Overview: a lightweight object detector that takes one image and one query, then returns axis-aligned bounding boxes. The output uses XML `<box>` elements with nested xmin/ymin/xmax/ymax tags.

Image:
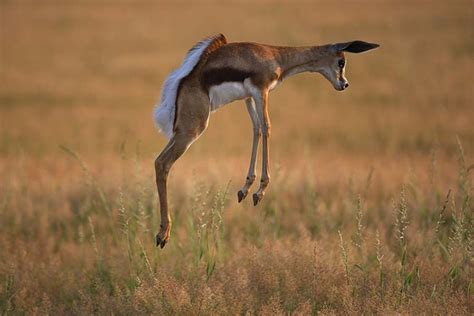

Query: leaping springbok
<box><xmin>154</xmin><ymin>34</ymin><xmax>379</xmax><ymax>248</ymax></box>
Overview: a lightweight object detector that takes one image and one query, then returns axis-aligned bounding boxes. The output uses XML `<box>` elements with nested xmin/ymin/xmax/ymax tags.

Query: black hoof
<box><xmin>237</xmin><ymin>190</ymin><xmax>247</xmax><ymax>203</ymax></box>
<box><xmin>156</xmin><ymin>235</ymin><xmax>167</xmax><ymax>248</ymax></box>
<box><xmin>252</xmin><ymin>193</ymin><xmax>260</xmax><ymax>206</ymax></box>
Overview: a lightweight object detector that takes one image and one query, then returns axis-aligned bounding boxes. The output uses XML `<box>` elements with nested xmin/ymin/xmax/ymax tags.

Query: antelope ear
<box><xmin>333</xmin><ymin>41</ymin><xmax>379</xmax><ymax>53</ymax></box>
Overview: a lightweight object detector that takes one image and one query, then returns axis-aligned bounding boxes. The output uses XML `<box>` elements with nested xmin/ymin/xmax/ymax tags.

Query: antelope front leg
<box><xmin>238</xmin><ymin>98</ymin><xmax>261</xmax><ymax>202</ymax></box>
<box><xmin>253</xmin><ymin>91</ymin><xmax>271</xmax><ymax>206</ymax></box>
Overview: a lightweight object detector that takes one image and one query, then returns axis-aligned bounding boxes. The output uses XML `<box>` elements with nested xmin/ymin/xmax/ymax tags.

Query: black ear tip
<box><xmin>351</xmin><ymin>41</ymin><xmax>380</xmax><ymax>53</ymax></box>
<box><xmin>356</xmin><ymin>41</ymin><xmax>380</xmax><ymax>49</ymax></box>
<box><xmin>334</xmin><ymin>40</ymin><xmax>380</xmax><ymax>53</ymax></box>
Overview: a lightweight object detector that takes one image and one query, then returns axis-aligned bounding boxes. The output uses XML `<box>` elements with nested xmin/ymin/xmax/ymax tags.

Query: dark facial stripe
<box><xmin>201</xmin><ymin>67</ymin><xmax>254</xmax><ymax>91</ymax></box>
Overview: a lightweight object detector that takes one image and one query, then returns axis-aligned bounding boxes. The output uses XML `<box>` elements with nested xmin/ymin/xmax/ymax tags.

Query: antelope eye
<box><xmin>338</xmin><ymin>60</ymin><xmax>345</xmax><ymax>68</ymax></box>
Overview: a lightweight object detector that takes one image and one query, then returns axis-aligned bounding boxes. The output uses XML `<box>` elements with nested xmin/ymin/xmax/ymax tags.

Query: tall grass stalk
<box><xmin>455</xmin><ymin>135</ymin><xmax>467</xmax><ymax>197</ymax></box>
<box><xmin>375</xmin><ymin>230</ymin><xmax>385</xmax><ymax>300</ymax></box>
<box><xmin>60</xmin><ymin>145</ymin><xmax>112</xmax><ymax>216</ymax></box>
<box><xmin>395</xmin><ymin>187</ymin><xmax>409</xmax><ymax>251</ymax></box>
<box><xmin>88</xmin><ymin>216</ymin><xmax>100</xmax><ymax>260</ymax></box>
<box><xmin>187</xmin><ymin>181</ymin><xmax>230</xmax><ymax>280</ymax></box>
<box><xmin>352</xmin><ymin>195</ymin><xmax>365</xmax><ymax>252</ymax></box>
<box><xmin>138</xmin><ymin>239</ymin><xmax>155</xmax><ymax>279</ymax></box>
<box><xmin>338</xmin><ymin>230</ymin><xmax>350</xmax><ymax>285</ymax></box>
<box><xmin>445</xmin><ymin>137</ymin><xmax>473</xmax><ymax>291</ymax></box>
<box><xmin>133</xmin><ymin>144</ymin><xmax>151</xmax><ymax>235</ymax></box>
<box><xmin>203</xmin><ymin>182</ymin><xmax>230</xmax><ymax>280</ymax></box>
<box><xmin>434</xmin><ymin>189</ymin><xmax>451</xmax><ymax>237</ymax></box>
<box><xmin>118</xmin><ymin>187</ymin><xmax>134</xmax><ymax>262</ymax></box>
<box><xmin>394</xmin><ymin>187</ymin><xmax>410</xmax><ymax>303</ymax></box>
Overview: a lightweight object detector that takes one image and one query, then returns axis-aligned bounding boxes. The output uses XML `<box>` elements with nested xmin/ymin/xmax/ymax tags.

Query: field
<box><xmin>1</xmin><ymin>0</ymin><xmax>473</xmax><ymax>314</ymax></box>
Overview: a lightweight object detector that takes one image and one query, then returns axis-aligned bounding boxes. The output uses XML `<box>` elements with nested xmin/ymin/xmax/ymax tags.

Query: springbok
<box><xmin>153</xmin><ymin>34</ymin><xmax>379</xmax><ymax>248</ymax></box>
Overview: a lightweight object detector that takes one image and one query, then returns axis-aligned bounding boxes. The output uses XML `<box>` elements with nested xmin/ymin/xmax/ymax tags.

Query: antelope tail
<box><xmin>153</xmin><ymin>34</ymin><xmax>227</xmax><ymax>139</ymax></box>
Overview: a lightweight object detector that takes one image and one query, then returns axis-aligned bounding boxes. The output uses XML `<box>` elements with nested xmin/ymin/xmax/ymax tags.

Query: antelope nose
<box><xmin>344</xmin><ymin>82</ymin><xmax>349</xmax><ymax>89</ymax></box>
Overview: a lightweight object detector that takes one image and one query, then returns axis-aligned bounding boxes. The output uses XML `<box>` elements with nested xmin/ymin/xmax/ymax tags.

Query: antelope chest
<box><xmin>208</xmin><ymin>82</ymin><xmax>249</xmax><ymax>111</ymax></box>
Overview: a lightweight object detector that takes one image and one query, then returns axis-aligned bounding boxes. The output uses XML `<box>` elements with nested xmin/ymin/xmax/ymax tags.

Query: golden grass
<box><xmin>1</xmin><ymin>0</ymin><xmax>473</xmax><ymax>314</ymax></box>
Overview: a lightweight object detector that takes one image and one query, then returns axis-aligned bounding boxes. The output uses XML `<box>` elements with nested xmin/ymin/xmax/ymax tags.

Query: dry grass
<box><xmin>0</xmin><ymin>0</ymin><xmax>473</xmax><ymax>314</ymax></box>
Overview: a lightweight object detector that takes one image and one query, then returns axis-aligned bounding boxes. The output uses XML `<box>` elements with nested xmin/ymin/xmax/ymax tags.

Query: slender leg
<box><xmin>237</xmin><ymin>98</ymin><xmax>261</xmax><ymax>202</ymax></box>
<box><xmin>154</xmin><ymin>132</ymin><xmax>198</xmax><ymax>248</ymax></box>
<box><xmin>253</xmin><ymin>91</ymin><xmax>271</xmax><ymax>206</ymax></box>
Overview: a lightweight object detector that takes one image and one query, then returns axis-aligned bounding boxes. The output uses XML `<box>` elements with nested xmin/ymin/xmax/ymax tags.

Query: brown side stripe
<box><xmin>201</xmin><ymin>67</ymin><xmax>255</xmax><ymax>91</ymax></box>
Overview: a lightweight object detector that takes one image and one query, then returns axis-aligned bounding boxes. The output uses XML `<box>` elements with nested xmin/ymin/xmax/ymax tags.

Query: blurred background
<box><xmin>0</xmin><ymin>0</ymin><xmax>472</xmax><ymax>313</ymax></box>
<box><xmin>2</xmin><ymin>0</ymin><xmax>472</xmax><ymax>160</ymax></box>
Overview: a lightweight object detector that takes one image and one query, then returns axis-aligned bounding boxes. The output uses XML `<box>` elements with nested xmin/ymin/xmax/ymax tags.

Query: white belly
<box><xmin>208</xmin><ymin>82</ymin><xmax>250</xmax><ymax>112</ymax></box>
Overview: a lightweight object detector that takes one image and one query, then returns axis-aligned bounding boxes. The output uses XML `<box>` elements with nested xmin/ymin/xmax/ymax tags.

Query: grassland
<box><xmin>0</xmin><ymin>0</ymin><xmax>473</xmax><ymax>314</ymax></box>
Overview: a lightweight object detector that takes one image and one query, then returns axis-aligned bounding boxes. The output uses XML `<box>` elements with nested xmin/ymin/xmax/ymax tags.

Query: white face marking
<box><xmin>320</xmin><ymin>59</ymin><xmax>348</xmax><ymax>91</ymax></box>
<box><xmin>209</xmin><ymin>82</ymin><xmax>250</xmax><ymax>111</ymax></box>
